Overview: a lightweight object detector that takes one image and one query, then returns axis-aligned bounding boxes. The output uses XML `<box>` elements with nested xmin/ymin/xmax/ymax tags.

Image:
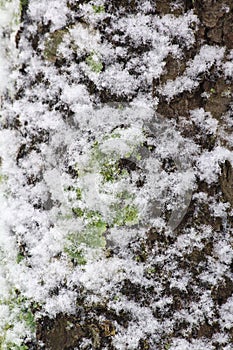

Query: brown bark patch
<box><xmin>36</xmin><ymin>314</ymin><xmax>86</xmax><ymax>350</ymax></box>
<box><xmin>220</xmin><ymin>160</ymin><xmax>233</xmax><ymax>206</ymax></box>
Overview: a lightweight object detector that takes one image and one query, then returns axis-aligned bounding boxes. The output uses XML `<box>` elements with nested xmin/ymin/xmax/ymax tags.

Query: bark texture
<box><xmin>9</xmin><ymin>1</ymin><xmax>233</xmax><ymax>349</ymax></box>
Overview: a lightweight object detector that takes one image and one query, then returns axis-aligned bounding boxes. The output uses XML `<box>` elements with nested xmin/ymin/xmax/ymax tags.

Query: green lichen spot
<box><xmin>65</xmin><ymin>244</ymin><xmax>87</xmax><ymax>265</ymax></box>
<box><xmin>63</xmin><ymin>126</ymin><xmax>144</xmax><ymax>263</ymax></box>
<box><xmin>65</xmin><ymin>210</ymin><xmax>107</xmax><ymax>264</ymax></box>
<box><xmin>19</xmin><ymin>309</ymin><xmax>35</xmax><ymax>331</ymax></box>
<box><xmin>100</xmin><ymin>160</ymin><xmax>121</xmax><ymax>182</ymax></box>
<box><xmin>92</xmin><ymin>4</ymin><xmax>105</xmax><ymax>13</ymax></box>
<box><xmin>76</xmin><ymin>187</ymin><xmax>82</xmax><ymax>200</ymax></box>
<box><xmin>0</xmin><ymin>291</ymin><xmax>36</xmax><ymax>349</ymax></box>
<box><xmin>16</xmin><ymin>253</ymin><xmax>24</xmax><ymax>264</ymax></box>
<box><xmin>113</xmin><ymin>204</ymin><xmax>138</xmax><ymax>226</ymax></box>
<box><xmin>164</xmin><ymin>344</ymin><xmax>171</xmax><ymax>350</ymax></box>
<box><xmin>72</xmin><ymin>207</ymin><xmax>84</xmax><ymax>217</ymax></box>
<box><xmin>86</xmin><ymin>52</ymin><xmax>103</xmax><ymax>73</ymax></box>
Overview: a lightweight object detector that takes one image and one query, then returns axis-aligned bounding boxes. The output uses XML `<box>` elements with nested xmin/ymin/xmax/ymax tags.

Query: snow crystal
<box><xmin>197</xmin><ymin>147</ymin><xmax>233</xmax><ymax>184</ymax></box>
<box><xmin>29</xmin><ymin>0</ymin><xmax>68</xmax><ymax>30</ymax></box>
<box><xmin>190</xmin><ymin>108</ymin><xmax>218</xmax><ymax>134</ymax></box>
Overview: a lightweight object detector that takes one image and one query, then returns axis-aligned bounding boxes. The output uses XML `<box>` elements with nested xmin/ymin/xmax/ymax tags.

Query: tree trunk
<box><xmin>0</xmin><ymin>1</ymin><xmax>233</xmax><ymax>349</ymax></box>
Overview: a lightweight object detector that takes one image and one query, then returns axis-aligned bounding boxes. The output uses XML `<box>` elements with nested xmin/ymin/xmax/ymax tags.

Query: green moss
<box><xmin>20</xmin><ymin>311</ymin><xmax>35</xmax><ymax>331</ymax></box>
<box><xmin>86</xmin><ymin>52</ymin><xmax>103</xmax><ymax>73</ymax></box>
<box><xmin>66</xmin><ymin>201</ymin><xmax>137</xmax><ymax>264</ymax></box>
<box><xmin>76</xmin><ymin>187</ymin><xmax>82</xmax><ymax>200</ymax></box>
<box><xmin>65</xmin><ymin>210</ymin><xmax>107</xmax><ymax>264</ymax></box>
<box><xmin>65</xmin><ymin>224</ymin><xmax>106</xmax><ymax>264</ymax></box>
<box><xmin>63</xmin><ymin>127</ymin><xmax>144</xmax><ymax>263</ymax></box>
<box><xmin>16</xmin><ymin>253</ymin><xmax>24</xmax><ymax>264</ymax></box>
<box><xmin>164</xmin><ymin>344</ymin><xmax>171</xmax><ymax>350</ymax></box>
<box><xmin>123</xmin><ymin>205</ymin><xmax>138</xmax><ymax>223</ymax></box>
<box><xmin>146</xmin><ymin>267</ymin><xmax>156</xmax><ymax>276</ymax></box>
<box><xmin>92</xmin><ymin>4</ymin><xmax>105</xmax><ymax>13</ymax></box>
<box><xmin>113</xmin><ymin>204</ymin><xmax>138</xmax><ymax>226</ymax></box>
<box><xmin>90</xmin><ymin>218</ymin><xmax>104</xmax><ymax>231</ymax></box>
<box><xmin>72</xmin><ymin>207</ymin><xmax>84</xmax><ymax>217</ymax></box>
<box><xmin>5</xmin><ymin>294</ymin><xmax>36</xmax><ymax>332</ymax></box>
<box><xmin>135</xmin><ymin>152</ymin><xmax>142</xmax><ymax>161</ymax></box>
<box><xmin>100</xmin><ymin>160</ymin><xmax>121</xmax><ymax>182</ymax></box>
<box><xmin>64</xmin><ymin>245</ymin><xmax>87</xmax><ymax>265</ymax></box>
<box><xmin>85</xmin><ymin>210</ymin><xmax>102</xmax><ymax>222</ymax></box>
<box><xmin>18</xmin><ymin>0</ymin><xmax>29</xmax><ymax>23</ymax></box>
<box><xmin>0</xmin><ymin>291</ymin><xmax>36</xmax><ymax>350</ymax></box>
<box><xmin>86</xmin><ymin>221</ymin><xmax>107</xmax><ymax>248</ymax></box>
<box><xmin>9</xmin><ymin>295</ymin><xmax>36</xmax><ymax>331</ymax></box>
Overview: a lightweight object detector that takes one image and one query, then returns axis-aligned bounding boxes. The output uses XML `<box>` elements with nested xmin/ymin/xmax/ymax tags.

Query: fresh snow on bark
<box><xmin>0</xmin><ymin>0</ymin><xmax>233</xmax><ymax>349</ymax></box>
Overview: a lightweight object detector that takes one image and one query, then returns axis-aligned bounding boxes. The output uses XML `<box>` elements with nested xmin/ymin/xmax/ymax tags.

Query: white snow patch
<box><xmin>197</xmin><ymin>147</ymin><xmax>233</xmax><ymax>184</ymax></box>
<box><xmin>220</xmin><ymin>297</ymin><xmax>233</xmax><ymax>330</ymax></box>
<box><xmin>190</xmin><ymin>108</ymin><xmax>218</xmax><ymax>134</ymax></box>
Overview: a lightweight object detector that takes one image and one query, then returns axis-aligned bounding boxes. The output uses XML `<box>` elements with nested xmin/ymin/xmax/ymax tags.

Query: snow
<box><xmin>161</xmin><ymin>45</ymin><xmax>225</xmax><ymax>100</ymax></box>
<box><xmin>0</xmin><ymin>0</ymin><xmax>20</xmax><ymax>95</ymax></box>
<box><xmin>189</xmin><ymin>108</ymin><xmax>218</xmax><ymax>134</ymax></box>
<box><xmin>220</xmin><ymin>297</ymin><xmax>233</xmax><ymax>330</ymax></box>
<box><xmin>169</xmin><ymin>338</ymin><xmax>215</xmax><ymax>350</ymax></box>
<box><xmin>29</xmin><ymin>0</ymin><xmax>69</xmax><ymax>31</ymax></box>
<box><xmin>197</xmin><ymin>146</ymin><xmax>233</xmax><ymax>184</ymax></box>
